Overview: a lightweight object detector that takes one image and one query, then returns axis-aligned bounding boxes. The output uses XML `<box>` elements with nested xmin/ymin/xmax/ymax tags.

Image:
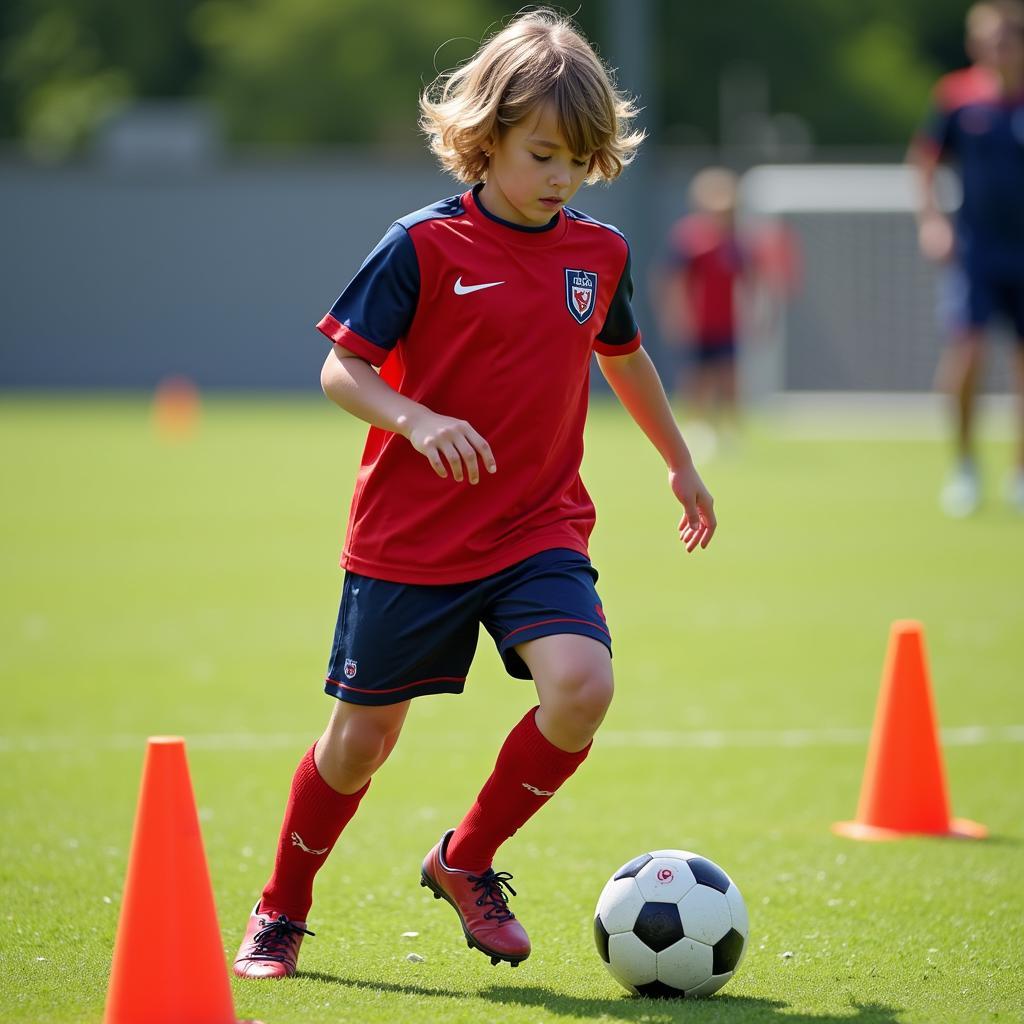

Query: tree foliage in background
<box><xmin>0</xmin><ymin>0</ymin><xmax>203</xmax><ymax>156</ymax></box>
<box><xmin>191</xmin><ymin>0</ymin><xmax>506</xmax><ymax>146</ymax></box>
<box><xmin>655</xmin><ymin>0</ymin><xmax>972</xmax><ymax>147</ymax></box>
<box><xmin>0</xmin><ymin>0</ymin><xmax>977</xmax><ymax>155</ymax></box>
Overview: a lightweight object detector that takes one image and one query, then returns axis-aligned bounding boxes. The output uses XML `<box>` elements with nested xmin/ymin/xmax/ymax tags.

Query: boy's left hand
<box><xmin>669</xmin><ymin>463</ymin><xmax>716</xmax><ymax>552</ymax></box>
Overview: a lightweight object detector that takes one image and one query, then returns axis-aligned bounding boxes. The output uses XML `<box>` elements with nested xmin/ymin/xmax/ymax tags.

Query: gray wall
<box><xmin>4</xmin><ymin>147</ymin><xmax>986</xmax><ymax>394</ymax></box>
<box><xmin>1</xmin><ymin>157</ymin><xmax>456</xmax><ymax>390</ymax></box>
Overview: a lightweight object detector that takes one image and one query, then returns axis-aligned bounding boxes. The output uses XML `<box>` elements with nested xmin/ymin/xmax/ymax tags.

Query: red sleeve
<box><xmin>316</xmin><ymin>315</ymin><xmax>392</xmax><ymax>365</ymax></box>
<box><xmin>594</xmin><ymin>331</ymin><xmax>642</xmax><ymax>357</ymax></box>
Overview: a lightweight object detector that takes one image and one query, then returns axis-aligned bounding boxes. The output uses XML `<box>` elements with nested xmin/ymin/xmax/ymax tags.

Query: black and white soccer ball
<box><xmin>594</xmin><ymin>850</ymin><xmax>749</xmax><ymax>998</ymax></box>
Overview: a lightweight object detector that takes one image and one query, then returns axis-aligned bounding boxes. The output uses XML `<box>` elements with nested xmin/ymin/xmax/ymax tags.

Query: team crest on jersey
<box><xmin>565</xmin><ymin>269</ymin><xmax>598</xmax><ymax>324</ymax></box>
<box><xmin>343</xmin><ymin>658</ymin><xmax>358</xmax><ymax>679</ymax></box>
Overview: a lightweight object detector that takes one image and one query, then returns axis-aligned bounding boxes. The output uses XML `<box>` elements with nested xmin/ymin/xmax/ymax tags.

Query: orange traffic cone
<box><xmin>833</xmin><ymin>621</ymin><xmax>987</xmax><ymax>841</ymax></box>
<box><xmin>153</xmin><ymin>375</ymin><xmax>200</xmax><ymax>441</ymax></box>
<box><xmin>104</xmin><ymin>737</ymin><xmax>260</xmax><ymax>1024</ymax></box>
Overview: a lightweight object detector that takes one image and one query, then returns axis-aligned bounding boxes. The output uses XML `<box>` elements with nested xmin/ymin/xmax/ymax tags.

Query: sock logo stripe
<box><xmin>290</xmin><ymin>831</ymin><xmax>329</xmax><ymax>855</ymax></box>
<box><xmin>521</xmin><ymin>782</ymin><xmax>556</xmax><ymax>797</ymax></box>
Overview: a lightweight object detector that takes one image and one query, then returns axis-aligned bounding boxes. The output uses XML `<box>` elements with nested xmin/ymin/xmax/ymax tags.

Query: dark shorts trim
<box><xmin>500</xmin><ymin>615</ymin><xmax>610</xmax><ymax>647</ymax></box>
<box><xmin>495</xmin><ymin>619</ymin><xmax>612</xmax><ymax>672</ymax></box>
<box><xmin>325</xmin><ymin>674</ymin><xmax>466</xmax><ymax>705</ymax></box>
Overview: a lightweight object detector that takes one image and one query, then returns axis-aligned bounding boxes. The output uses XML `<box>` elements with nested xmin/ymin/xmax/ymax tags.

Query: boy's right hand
<box><xmin>402</xmin><ymin>409</ymin><xmax>496</xmax><ymax>484</ymax></box>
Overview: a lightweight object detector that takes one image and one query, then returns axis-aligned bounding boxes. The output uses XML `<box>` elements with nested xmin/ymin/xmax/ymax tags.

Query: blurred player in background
<box><xmin>657</xmin><ymin>169</ymin><xmax>745</xmax><ymax>447</ymax></box>
<box><xmin>910</xmin><ymin>0</ymin><xmax>1024</xmax><ymax>516</ymax></box>
<box><xmin>655</xmin><ymin>168</ymin><xmax>799</xmax><ymax>454</ymax></box>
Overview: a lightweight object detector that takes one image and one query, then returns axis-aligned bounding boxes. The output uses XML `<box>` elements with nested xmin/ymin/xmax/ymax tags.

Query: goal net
<box><xmin>738</xmin><ymin>164</ymin><xmax>1013</xmax><ymax>398</ymax></box>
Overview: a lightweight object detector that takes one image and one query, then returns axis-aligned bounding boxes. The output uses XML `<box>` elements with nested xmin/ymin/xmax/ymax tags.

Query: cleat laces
<box><xmin>467</xmin><ymin>869</ymin><xmax>517</xmax><ymax>923</ymax></box>
<box><xmin>247</xmin><ymin>914</ymin><xmax>315</xmax><ymax>964</ymax></box>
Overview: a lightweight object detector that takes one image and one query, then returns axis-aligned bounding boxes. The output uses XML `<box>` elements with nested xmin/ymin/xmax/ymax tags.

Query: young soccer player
<box><xmin>233</xmin><ymin>9</ymin><xmax>715</xmax><ymax>978</ymax></box>
<box><xmin>910</xmin><ymin>0</ymin><xmax>1024</xmax><ymax>516</ymax></box>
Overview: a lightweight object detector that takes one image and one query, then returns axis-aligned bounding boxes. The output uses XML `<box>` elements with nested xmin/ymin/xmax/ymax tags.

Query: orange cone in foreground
<box><xmin>833</xmin><ymin>621</ymin><xmax>987</xmax><ymax>841</ymax></box>
<box><xmin>104</xmin><ymin>737</ymin><xmax>260</xmax><ymax>1024</ymax></box>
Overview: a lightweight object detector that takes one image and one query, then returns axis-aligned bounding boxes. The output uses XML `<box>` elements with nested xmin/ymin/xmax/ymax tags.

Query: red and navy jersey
<box><xmin>667</xmin><ymin>214</ymin><xmax>744</xmax><ymax>340</ymax></box>
<box><xmin>917</xmin><ymin>66</ymin><xmax>1024</xmax><ymax>269</ymax></box>
<box><xmin>317</xmin><ymin>185</ymin><xmax>640</xmax><ymax>585</ymax></box>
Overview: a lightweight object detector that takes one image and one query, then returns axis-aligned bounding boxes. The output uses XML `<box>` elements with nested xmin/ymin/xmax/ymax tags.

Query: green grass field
<box><xmin>1</xmin><ymin>396</ymin><xmax>1022</xmax><ymax>1024</ymax></box>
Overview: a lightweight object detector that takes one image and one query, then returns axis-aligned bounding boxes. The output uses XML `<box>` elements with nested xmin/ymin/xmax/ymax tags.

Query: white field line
<box><xmin>600</xmin><ymin>725</ymin><xmax>1024</xmax><ymax>748</ymax></box>
<box><xmin>760</xmin><ymin>392</ymin><xmax>1016</xmax><ymax>441</ymax></box>
<box><xmin>1</xmin><ymin>725</ymin><xmax>1023</xmax><ymax>754</ymax></box>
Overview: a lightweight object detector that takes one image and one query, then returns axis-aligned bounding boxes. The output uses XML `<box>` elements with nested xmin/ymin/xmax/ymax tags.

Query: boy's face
<box><xmin>480</xmin><ymin>102</ymin><xmax>592</xmax><ymax>227</ymax></box>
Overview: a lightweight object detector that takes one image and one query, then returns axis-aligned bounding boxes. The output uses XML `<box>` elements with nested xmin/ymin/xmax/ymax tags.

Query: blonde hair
<box><xmin>419</xmin><ymin>9</ymin><xmax>644</xmax><ymax>185</ymax></box>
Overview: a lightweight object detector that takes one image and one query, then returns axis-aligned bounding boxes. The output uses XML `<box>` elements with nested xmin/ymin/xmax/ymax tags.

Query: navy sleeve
<box><xmin>316</xmin><ymin>223</ymin><xmax>420</xmax><ymax>364</ymax></box>
<box><xmin>921</xmin><ymin>103</ymin><xmax>955</xmax><ymax>159</ymax></box>
<box><xmin>595</xmin><ymin>248</ymin><xmax>641</xmax><ymax>354</ymax></box>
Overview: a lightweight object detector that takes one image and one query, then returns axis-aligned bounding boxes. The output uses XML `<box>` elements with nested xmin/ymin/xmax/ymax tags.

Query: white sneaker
<box><xmin>940</xmin><ymin>462</ymin><xmax>980</xmax><ymax>518</ymax></box>
<box><xmin>1006</xmin><ymin>469</ymin><xmax>1024</xmax><ymax>513</ymax></box>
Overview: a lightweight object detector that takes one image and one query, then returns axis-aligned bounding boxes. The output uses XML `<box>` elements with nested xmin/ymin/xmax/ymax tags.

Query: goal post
<box><xmin>737</xmin><ymin>163</ymin><xmax>1012</xmax><ymax>402</ymax></box>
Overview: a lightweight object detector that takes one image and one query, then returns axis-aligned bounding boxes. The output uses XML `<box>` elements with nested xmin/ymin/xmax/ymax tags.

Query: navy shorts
<box><xmin>691</xmin><ymin>335</ymin><xmax>737</xmax><ymax>366</ymax></box>
<box><xmin>942</xmin><ymin>263</ymin><xmax>1024</xmax><ymax>339</ymax></box>
<box><xmin>324</xmin><ymin>548</ymin><xmax>611</xmax><ymax>706</ymax></box>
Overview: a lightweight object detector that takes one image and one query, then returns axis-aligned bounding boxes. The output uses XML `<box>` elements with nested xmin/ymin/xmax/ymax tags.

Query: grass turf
<box><xmin>1</xmin><ymin>395</ymin><xmax>1021</xmax><ymax>1024</ymax></box>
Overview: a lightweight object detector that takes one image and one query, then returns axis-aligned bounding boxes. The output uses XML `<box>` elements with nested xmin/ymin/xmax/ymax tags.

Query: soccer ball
<box><xmin>594</xmin><ymin>850</ymin><xmax>748</xmax><ymax>998</ymax></box>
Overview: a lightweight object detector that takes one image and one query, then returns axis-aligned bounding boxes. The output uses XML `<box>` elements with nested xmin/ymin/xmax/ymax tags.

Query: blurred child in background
<box><xmin>658</xmin><ymin>169</ymin><xmax>745</xmax><ymax>445</ymax></box>
<box><xmin>655</xmin><ymin>169</ymin><xmax>798</xmax><ymax>455</ymax></box>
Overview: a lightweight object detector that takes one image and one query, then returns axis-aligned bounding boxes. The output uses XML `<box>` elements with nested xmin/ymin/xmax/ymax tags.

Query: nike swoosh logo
<box><xmin>454</xmin><ymin>276</ymin><xmax>505</xmax><ymax>295</ymax></box>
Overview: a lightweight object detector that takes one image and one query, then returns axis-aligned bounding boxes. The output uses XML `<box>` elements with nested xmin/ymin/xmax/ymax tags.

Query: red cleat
<box><xmin>420</xmin><ymin>829</ymin><xmax>531</xmax><ymax>966</ymax></box>
<box><xmin>232</xmin><ymin>902</ymin><xmax>314</xmax><ymax>979</ymax></box>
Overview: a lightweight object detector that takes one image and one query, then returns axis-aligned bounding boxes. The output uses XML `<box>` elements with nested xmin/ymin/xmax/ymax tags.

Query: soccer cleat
<box><xmin>940</xmin><ymin>460</ymin><xmax>980</xmax><ymax>518</ymax></box>
<box><xmin>420</xmin><ymin>829</ymin><xmax>530</xmax><ymax>966</ymax></box>
<box><xmin>233</xmin><ymin>902</ymin><xmax>314</xmax><ymax>979</ymax></box>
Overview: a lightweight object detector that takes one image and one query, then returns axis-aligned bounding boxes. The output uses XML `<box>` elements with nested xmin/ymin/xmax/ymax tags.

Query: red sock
<box><xmin>445</xmin><ymin>706</ymin><xmax>591</xmax><ymax>872</ymax></box>
<box><xmin>260</xmin><ymin>744</ymin><xmax>368</xmax><ymax>921</ymax></box>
